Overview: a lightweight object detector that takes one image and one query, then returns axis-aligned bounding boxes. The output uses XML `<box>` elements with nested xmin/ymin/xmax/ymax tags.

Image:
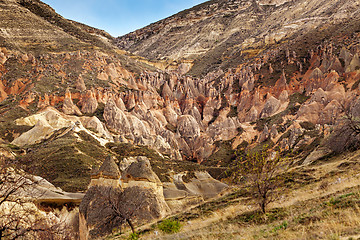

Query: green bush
<box><xmin>158</xmin><ymin>219</ymin><xmax>182</xmax><ymax>234</ymax></box>
<box><xmin>127</xmin><ymin>232</ymin><xmax>139</xmax><ymax>240</ymax></box>
<box><xmin>271</xmin><ymin>221</ymin><xmax>288</xmax><ymax>232</ymax></box>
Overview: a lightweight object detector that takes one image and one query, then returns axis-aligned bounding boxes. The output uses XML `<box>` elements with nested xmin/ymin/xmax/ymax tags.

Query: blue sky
<box><xmin>42</xmin><ymin>0</ymin><xmax>205</xmax><ymax>37</ymax></box>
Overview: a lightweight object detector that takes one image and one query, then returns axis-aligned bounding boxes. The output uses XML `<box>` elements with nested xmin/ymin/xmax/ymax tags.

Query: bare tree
<box><xmin>230</xmin><ymin>146</ymin><xmax>287</xmax><ymax>213</ymax></box>
<box><xmin>0</xmin><ymin>165</ymin><xmax>71</xmax><ymax>240</ymax></box>
<box><xmin>326</xmin><ymin>103</ymin><xmax>360</xmax><ymax>153</ymax></box>
<box><xmin>99</xmin><ymin>187</ymin><xmax>136</xmax><ymax>234</ymax></box>
<box><xmin>80</xmin><ymin>185</ymin><xmax>163</xmax><ymax>238</ymax></box>
<box><xmin>104</xmin><ymin>186</ymin><xmax>159</xmax><ymax>234</ymax></box>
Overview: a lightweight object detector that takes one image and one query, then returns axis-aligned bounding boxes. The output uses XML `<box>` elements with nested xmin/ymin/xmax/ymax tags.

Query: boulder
<box><xmin>173</xmin><ymin>172</ymin><xmax>228</xmax><ymax>200</ymax></box>
<box><xmin>303</xmin><ymin>147</ymin><xmax>333</xmax><ymax>165</ymax></box>
<box><xmin>11</xmin><ymin>119</ymin><xmax>54</xmax><ymax>147</ymax></box>
<box><xmin>177</xmin><ymin>115</ymin><xmax>200</xmax><ymax>139</ymax></box>
<box><xmin>260</xmin><ymin>96</ymin><xmax>281</xmax><ymax>118</ymax></box>
<box><xmin>80</xmin><ymin>116</ymin><xmax>113</xmax><ymax>141</ymax></box>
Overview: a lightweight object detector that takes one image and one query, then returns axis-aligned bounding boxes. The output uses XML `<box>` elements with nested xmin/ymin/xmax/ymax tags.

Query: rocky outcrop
<box><xmin>79</xmin><ymin>184</ymin><xmax>123</xmax><ymax>239</ymax></box>
<box><xmin>303</xmin><ymin>147</ymin><xmax>333</xmax><ymax>165</ymax></box>
<box><xmin>80</xmin><ymin>156</ymin><xmax>170</xmax><ymax>239</ymax></box>
<box><xmin>0</xmin><ymin>168</ymin><xmax>81</xmax><ymax>239</ymax></box>
<box><xmin>12</xmin><ymin>107</ymin><xmax>112</xmax><ymax>146</ymax></box>
<box><xmin>103</xmin><ymin>99</ymin><xmax>133</xmax><ymax>138</ymax></box>
<box><xmin>11</xmin><ymin>118</ymin><xmax>55</xmax><ymax>147</ymax></box>
<box><xmin>171</xmin><ymin>172</ymin><xmax>228</xmax><ymax>200</ymax></box>
<box><xmin>80</xmin><ymin>116</ymin><xmax>114</xmax><ymax>141</ymax></box>
<box><xmin>89</xmin><ymin>155</ymin><xmax>121</xmax><ymax>188</ymax></box>
<box><xmin>63</xmin><ymin>89</ymin><xmax>82</xmax><ymax>116</ymax></box>
<box><xmin>260</xmin><ymin>96</ymin><xmax>281</xmax><ymax>119</ymax></box>
<box><xmin>121</xmin><ymin>156</ymin><xmax>170</xmax><ymax>215</ymax></box>
<box><xmin>80</xmin><ymin>90</ymin><xmax>98</xmax><ymax>114</ymax></box>
<box><xmin>121</xmin><ymin>156</ymin><xmax>161</xmax><ymax>184</ymax></box>
<box><xmin>177</xmin><ymin>115</ymin><xmax>200</xmax><ymax>139</ymax></box>
<box><xmin>0</xmin><ymin>167</ymin><xmax>84</xmax><ymax>203</ymax></box>
<box><xmin>163</xmin><ymin>182</ymin><xmax>203</xmax><ymax>213</ymax></box>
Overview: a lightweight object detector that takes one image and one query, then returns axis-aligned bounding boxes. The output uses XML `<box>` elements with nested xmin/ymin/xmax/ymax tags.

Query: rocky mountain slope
<box><xmin>1</xmin><ymin>0</ymin><xmax>360</xmax><ymax>239</ymax></box>
<box><xmin>116</xmin><ymin>0</ymin><xmax>360</xmax><ymax>76</ymax></box>
<box><xmin>0</xmin><ymin>0</ymin><xmax>114</xmax><ymax>52</ymax></box>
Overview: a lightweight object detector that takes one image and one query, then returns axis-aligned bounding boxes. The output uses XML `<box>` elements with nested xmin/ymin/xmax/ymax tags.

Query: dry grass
<box><xmin>112</xmin><ymin>150</ymin><xmax>360</xmax><ymax>240</ymax></box>
<box><xmin>144</xmin><ymin>199</ymin><xmax>360</xmax><ymax>240</ymax></box>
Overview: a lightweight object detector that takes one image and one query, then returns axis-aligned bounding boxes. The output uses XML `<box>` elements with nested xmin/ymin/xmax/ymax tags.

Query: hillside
<box><xmin>0</xmin><ymin>0</ymin><xmax>115</xmax><ymax>53</ymax></box>
<box><xmin>116</xmin><ymin>0</ymin><xmax>360</xmax><ymax>76</ymax></box>
<box><xmin>117</xmin><ymin>149</ymin><xmax>360</xmax><ymax>239</ymax></box>
<box><xmin>1</xmin><ymin>0</ymin><xmax>360</xmax><ymax>239</ymax></box>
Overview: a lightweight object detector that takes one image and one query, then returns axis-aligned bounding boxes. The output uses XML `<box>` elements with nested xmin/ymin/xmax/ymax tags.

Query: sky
<box><xmin>41</xmin><ymin>0</ymin><xmax>205</xmax><ymax>37</ymax></box>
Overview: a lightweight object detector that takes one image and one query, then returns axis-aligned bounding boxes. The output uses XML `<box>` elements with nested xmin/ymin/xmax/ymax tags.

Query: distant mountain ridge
<box><xmin>116</xmin><ymin>0</ymin><xmax>360</xmax><ymax>76</ymax></box>
<box><xmin>0</xmin><ymin>0</ymin><xmax>117</xmax><ymax>53</ymax></box>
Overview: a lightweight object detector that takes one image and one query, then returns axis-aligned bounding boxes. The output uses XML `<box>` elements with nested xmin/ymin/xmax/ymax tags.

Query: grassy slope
<box><xmin>16</xmin><ymin>130</ymin><xmax>109</xmax><ymax>192</ymax></box>
<box><xmin>17</xmin><ymin>0</ymin><xmax>113</xmax><ymax>52</ymax></box>
<box><xmin>109</xmin><ymin>149</ymin><xmax>360</xmax><ymax>240</ymax></box>
<box><xmin>9</xmin><ymin>135</ymin><xmax>225</xmax><ymax>192</ymax></box>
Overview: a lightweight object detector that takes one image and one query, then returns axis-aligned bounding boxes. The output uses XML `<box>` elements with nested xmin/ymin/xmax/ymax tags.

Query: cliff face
<box><xmin>116</xmin><ymin>0</ymin><xmax>360</xmax><ymax>76</ymax></box>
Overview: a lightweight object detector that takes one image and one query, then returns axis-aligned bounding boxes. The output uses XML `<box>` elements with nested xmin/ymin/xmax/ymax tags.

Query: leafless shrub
<box><xmin>326</xmin><ymin>103</ymin><xmax>360</xmax><ymax>153</ymax></box>
<box><xmin>0</xmin><ymin>164</ymin><xmax>73</xmax><ymax>240</ymax></box>
<box><xmin>80</xmin><ymin>185</ymin><xmax>160</xmax><ymax>237</ymax></box>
